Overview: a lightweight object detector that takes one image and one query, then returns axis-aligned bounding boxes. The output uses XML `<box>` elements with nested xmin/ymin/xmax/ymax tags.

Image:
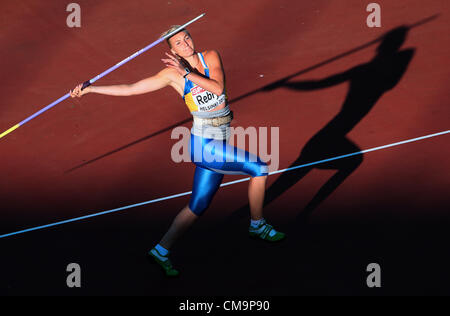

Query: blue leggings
<box><xmin>188</xmin><ymin>133</ymin><xmax>268</xmax><ymax>216</ymax></box>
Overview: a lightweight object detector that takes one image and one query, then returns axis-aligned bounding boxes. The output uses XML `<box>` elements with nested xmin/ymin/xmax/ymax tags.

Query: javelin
<box><xmin>0</xmin><ymin>13</ymin><xmax>205</xmax><ymax>140</ymax></box>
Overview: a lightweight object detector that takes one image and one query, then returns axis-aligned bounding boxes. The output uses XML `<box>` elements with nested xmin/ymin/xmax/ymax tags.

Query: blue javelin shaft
<box><xmin>84</xmin><ymin>13</ymin><xmax>205</xmax><ymax>88</ymax></box>
<box><xmin>0</xmin><ymin>13</ymin><xmax>205</xmax><ymax>139</ymax></box>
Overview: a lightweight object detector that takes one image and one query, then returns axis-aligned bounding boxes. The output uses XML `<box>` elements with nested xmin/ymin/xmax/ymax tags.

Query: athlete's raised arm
<box><xmin>162</xmin><ymin>50</ymin><xmax>225</xmax><ymax>95</ymax></box>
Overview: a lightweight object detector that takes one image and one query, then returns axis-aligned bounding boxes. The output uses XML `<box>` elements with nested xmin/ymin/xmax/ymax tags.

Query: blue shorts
<box><xmin>188</xmin><ymin>133</ymin><xmax>268</xmax><ymax>216</ymax></box>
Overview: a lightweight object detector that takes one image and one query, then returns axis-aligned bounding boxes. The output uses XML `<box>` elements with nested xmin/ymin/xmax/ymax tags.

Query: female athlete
<box><xmin>70</xmin><ymin>26</ymin><xmax>285</xmax><ymax>277</ymax></box>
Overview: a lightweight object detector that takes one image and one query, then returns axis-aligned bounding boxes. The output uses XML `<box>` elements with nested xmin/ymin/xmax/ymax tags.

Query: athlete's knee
<box><xmin>184</xmin><ymin>205</ymin><xmax>200</xmax><ymax>218</ymax></box>
<box><xmin>249</xmin><ymin>159</ymin><xmax>268</xmax><ymax>177</ymax></box>
<box><xmin>252</xmin><ymin>174</ymin><xmax>267</xmax><ymax>180</ymax></box>
<box><xmin>188</xmin><ymin>196</ymin><xmax>211</xmax><ymax>216</ymax></box>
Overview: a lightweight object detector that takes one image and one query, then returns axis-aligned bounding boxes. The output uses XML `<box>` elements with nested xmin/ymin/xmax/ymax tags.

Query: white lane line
<box><xmin>1</xmin><ymin>130</ymin><xmax>448</xmax><ymax>239</ymax></box>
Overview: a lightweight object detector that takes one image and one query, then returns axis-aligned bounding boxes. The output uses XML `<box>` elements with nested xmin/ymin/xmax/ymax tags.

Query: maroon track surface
<box><xmin>1</xmin><ymin>0</ymin><xmax>449</xmax><ymax>295</ymax></box>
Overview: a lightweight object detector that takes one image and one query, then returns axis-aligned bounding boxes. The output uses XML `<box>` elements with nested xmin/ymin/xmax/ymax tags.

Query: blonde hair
<box><xmin>160</xmin><ymin>25</ymin><xmax>191</xmax><ymax>48</ymax></box>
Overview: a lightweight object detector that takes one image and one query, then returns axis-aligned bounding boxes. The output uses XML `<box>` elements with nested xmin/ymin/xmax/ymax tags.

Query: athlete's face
<box><xmin>169</xmin><ymin>31</ymin><xmax>195</xmax><ymax>58</ymax></box>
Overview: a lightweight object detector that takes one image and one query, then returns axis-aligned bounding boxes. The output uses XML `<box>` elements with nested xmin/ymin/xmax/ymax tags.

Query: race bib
<box><xmin>191</xmin><ymin>85</ymin><xmax>226</xmax><ymax>112</ymax></box>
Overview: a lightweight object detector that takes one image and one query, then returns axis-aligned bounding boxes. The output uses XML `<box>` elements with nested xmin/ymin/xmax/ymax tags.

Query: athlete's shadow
<box><xmin>66</xmin><ymin>16</ymin><xmax>437</xmax><ymax>173</ymax></box>
<box><xmin>227</xmin><ymin>26</ymin><xmax>415</xmax><ymax>227</ymax></box>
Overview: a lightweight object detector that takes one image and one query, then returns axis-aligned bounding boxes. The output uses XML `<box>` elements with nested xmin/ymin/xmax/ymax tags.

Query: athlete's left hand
<box><xmin>161</xmin><ymin>52</ymin><xmax>191</xmax><ymax>76</ymax></box>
